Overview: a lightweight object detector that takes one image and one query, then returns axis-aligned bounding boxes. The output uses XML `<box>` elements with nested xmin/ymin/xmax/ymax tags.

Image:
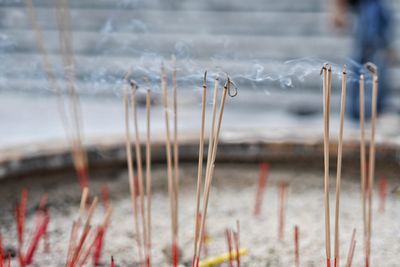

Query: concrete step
<box><xmin>0</xmin><ymin>0</ymin><xmax>326</xmax><ymax>12</ymax></box>
<box><xmin>2</xmin><ymin>7</ymin><xmax>400</xmax><ymax>36</ymax></box>
<box><xmin>2</xmin><ymin>0</ymin><xmax>399</xmax><ymax>13</ymax></box>
<box><xmin>0</xmin><ymin>29</ymin><xmax>355</xmax><ymax>58</ymax></box>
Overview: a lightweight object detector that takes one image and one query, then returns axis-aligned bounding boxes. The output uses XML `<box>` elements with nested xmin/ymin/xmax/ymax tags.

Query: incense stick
<box><xmin>79</xmin><ymin>187</ymin><xmax>89</xmax><ymax>217</ymax></box>
<box><xmin>235</xmin><ymin>220</ymin><xmax>241</xmax><ymax>267</ymax></box>
<box><xmin>294</xmin><ymin>225</ymin><xmax>300</xmax><ymax>267</ymax></box>
<box><xmin>111</xmin><ymin>256</ymin><xmax>115</xmax><ymax>267</ymax></box>
<box><xmin>145</xmin><ymin>88</ymin><xmax>152</xmax><ymax>266</ymax></box>
<box><xmin>333</xmin><ymin>66</ymin><xmax>347</xmax><ymax>267</ymax></box>
<box><xmin>359</xmin><ymin>74</ymin><xmax>367</xmax><ymax>239</ymax></box>
<box><xmin>193</xmin><ymin>71</ymin><xmax>208</xmax><ymax>265</ymax></box>
<box><xmin>278</xmin><ymin>182</ymin><xmax>288</xmax><ymax>241</ymax></box>
<box><xmin>123</xmin><ymin>85</ymin><xmax>144</xmax><ymax>264</ymax></box>
<box><xmin>322</xmin><ymin>63</ymin><xmax>332</xmax><ymax>267</ymax></box>
<box><xmin>172</xmin><ymin>59</ymin><xmax>180</xmax><ymax>245</ymax></box>
<box><xmin>161</xmin><ymin>64</ymin><xmax>178</xmax><ymax>266</ymax></box>
<box><xmin>254</xmin><ymin>162</ymin><xmax>269</xmax><ymax>217</ymax></box>
<box><xmin>130</xmin><ymin>82</ymin><xmax>148</xmax><ymax>265</ymax></box>
<box><xmin>195</xmin><ymin>77</ymin><xmax>233</xmax><ymax>265</ymax></box>
<box><xmin>26</xmin><ymin>0</ymin><xmax>89</xmax><ymax>190</ymax></box>
<box><xmin>345</xmin><ymin>229</ymin><xmax>356</xmax><ymax>267</ymax></box>
<box><xmin>193</xmin><ymin>76</ymin><xmax>221</xmax><ymax>266</ymax></box>
<box><xmin>225</xmin><ymin>229</ymin><xmax>233</xmax><ymax>267</ymax></box>
<box><xmin>365</xmin><ymin>62</ymin><xmax>378</xmax><ymax>267</ymax></box>
<box><xmin>378</xmin><ymin>176</ymin><xmax>387</xmax><ymax>213</ymax></box>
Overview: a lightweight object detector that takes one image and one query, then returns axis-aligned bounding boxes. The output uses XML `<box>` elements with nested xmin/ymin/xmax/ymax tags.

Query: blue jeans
<box><xmin>347</xmin><ymin>0</ymin><xmax>392</xmax><ymax>120</ymax></box>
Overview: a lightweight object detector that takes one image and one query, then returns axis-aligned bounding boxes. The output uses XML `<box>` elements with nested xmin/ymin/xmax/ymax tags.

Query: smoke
<box><xmin>0</xmin><ymin>0</ymin><xmax>376</xmax><ymax>98</ymax></box>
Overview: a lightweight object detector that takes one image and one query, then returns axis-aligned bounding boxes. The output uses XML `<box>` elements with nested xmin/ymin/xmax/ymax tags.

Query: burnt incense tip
<box><xmin>203</xmin><ymin>71</ymin><xmax>207</xmax><ymax>85</ymax></box>
<box><xmin>129</xmin><ymin>79</ymin><xmax>138</xmax><ymax>89</ymax></box>
<box><xmin>364</xmin><ymin>62</ymin><xmax>378</xmax><ymax>76</ymax></box>
<box><xmin>320</xmin><ymin>65</ymin><xmax>327</xmax><ymax>75</ymax></box>
<box><xmin>343</xmin><ymin>65</ymin><xmax>347</xmax><ymax>75</ymax></box>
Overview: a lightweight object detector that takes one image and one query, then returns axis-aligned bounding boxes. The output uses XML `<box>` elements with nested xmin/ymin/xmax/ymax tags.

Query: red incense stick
<box><xmin>77</xmin><ymin>165</ymin><xmax>89</xmax><ymax>191</ymax></box>
<box><xmin>111</xmin><ymin>256</ymin><xmax>115</xmax><ymax>267</ymax></box>
<box><xmin>172</xmin><ymin>238</ymin><xmax>179</xmax><ymax>267</ymax></box>
<box><xmin>93</xmin><ymin>227</ymin><xmax>105</xmax><ymax>265</ymax></box>
<box><xmin>254</xmin><ymin>162</ymin><xmax>269</xmax><ymax>217</ymax></box>
<box><xmin>294</xmin><ymin>225</ymin><xmax>299</xmax><ymax>267</ymax></box>
<box><xmin>24</xmin><ymin>212</ymin><xmax>50</xmax><ymax>265</ymax></box>
<box><xmin>378</xmin><ymin>176</ymin><xmax>387</xmax><ymax>213</ymax></box>
<box><xmin>37</xmin><ymin>194</ymin><xmax>50</xmax><ymax>253</ymax></box>
<box><xmin>0</xmin><ymin>234</ymin><xmax>3</xmax><ymax>267</ymax></box>
<box><xmin>225</xmin><ymin>229</ymin><xmax>233</xmax><ymax>267</ymax></box>
<box><xmin>101</xmin><ymin>185</ymin><xmax>110</xmax><ymax>210</ymax></box>
<box><xmin>16</xmin><ymin>189</ymin><xmax>28</xmax><ymax>247</ymax></box>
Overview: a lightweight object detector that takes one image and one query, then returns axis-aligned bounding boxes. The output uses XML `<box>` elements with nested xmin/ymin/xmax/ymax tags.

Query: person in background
<box><xmin>331</xmin><ymin>0</ymin><xmax>394</xmax><ymax>120</ymax></box>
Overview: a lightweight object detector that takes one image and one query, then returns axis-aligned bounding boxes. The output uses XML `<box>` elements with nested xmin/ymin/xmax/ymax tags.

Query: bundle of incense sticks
<box><xmin>224</xmin><ymin>221</ymin><xmax>241</xmax><ymax>267</ymax></box>
<box><xmin>225</xmin><ymin>229</ymin><xmax>234</xmax><ymax>267</ymax></box>
<box><xmin>192</xmin><ymin>73</ymin><xmax>237</xmax><ymax>267</ymax></box>
<box><xmin>161</xmin><ymin>63</ymin><xmax>180</xmax><ymax>266</ymax></box>
<box><xmin>65</xmin><ymin>187</ymin><xmax>113</xmax><ymax>267</ymax></box>
<box><xmin>123</xmin><ymin>75</ymin><xmax>153</xmax><ymax>266</ymax></box>
<box><xmin>361</xmin><ymin>63</ymin><xmax>379</xmax><ymax>267</ymax></box>
<box><xmin>14</xmin><ymin>191</ymin><xmax>50</xmax><ymax>266</ymax></box>
<box><xmin>321</xmin><ymin>64</ymin><xmax>347</xmax><ymax>267</ymax></box>
<box><xmin>26</xmin><ymin>0</ymin><xmax>89</xmax><ymax>190</ymax></box>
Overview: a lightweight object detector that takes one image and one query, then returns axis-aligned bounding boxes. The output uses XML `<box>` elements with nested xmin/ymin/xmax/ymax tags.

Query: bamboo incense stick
<box><xmin>235</xmin><ymin>220</ymin><xmax>241</xmax><ymax>267</ymax></box>
<box><xmin>359</xmin><ymin>74</ymin><xmax>367</xmax><ymax>240</ymax></box>
<box><xmin>322</xmin><ymin>63</ymin><xmax>332</xmax><ymax>267</ymax></box>
<box><xmin>145</xmin><ymin>88</ymin><xmax>152</xmax><ymax>267</ymax></box>
<box><xmin>27</xmin><ymin>0</ymin><xmax>89</xmax><ymax>190</ymax></box>
<box><xmin>123</xmin><ymin>85</ymin><xmax>144</xmax><ymax>264</ymax></box>
<box><xmin>195</xmin><ymin>77</ymin><xmax>233</xmax><ymax>265</ymax></box>
<box><xmin>365</xmin><ymin>62</ymin><xmax>378</xmax><ymax>267</ymax></box>
<box><xmin>203</xmin><ymin>76</ymin><xmax>220</xmax><ymax>194</ymax></box>
<box><xmin>172</xmin><ymin>59</ymin><xmax>180</xmax><ymax>243</ymax></box>
<box><xmin>79</xmin><ymin>187</ymin><xmax>89</xmax><ymax>217</ymax></box>
<box><xmin>161</xmin><ymin>64</ymin><xmax>178</xmax><ymax>266</ymax></box>
<box><xmin>278</xmin><ymin>182</ymin><xmax>288</xmax><ymax>241</ymax></box>
<box><xmin>193</xmin><ymin>71</ymin><xmax>208</xmax><ymax>266</ymax></box>
<box><xmin>333</xmin><ymin>66</ymin><xmax>347</xmax><ymax>267</ymax></box>
<box><xmin>345</xmin><ymin>229</ymin><xmax>357</xmax><ymax>267</ymax></box>
<box><xmin>130</xmin><ymin>82</ymin><xmax>148</xmax><ymax>264</ymax></box>
<box><xmin>193</xmin><ymin>76</ymin><xmax>221</xmax><ymax>266</ymax></box>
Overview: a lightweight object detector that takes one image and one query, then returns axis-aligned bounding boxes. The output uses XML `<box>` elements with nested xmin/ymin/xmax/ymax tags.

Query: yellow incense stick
<box><xmin>199</xmin><ymin>248</ymin><xmax>248</xmax><ymax>267</ymax></box>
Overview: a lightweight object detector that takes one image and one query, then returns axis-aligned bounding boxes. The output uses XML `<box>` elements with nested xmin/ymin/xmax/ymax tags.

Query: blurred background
<box><xmin>0</xmin><ymin>0</ymin><xmax>399</xmax><ymax>149</ymax></box>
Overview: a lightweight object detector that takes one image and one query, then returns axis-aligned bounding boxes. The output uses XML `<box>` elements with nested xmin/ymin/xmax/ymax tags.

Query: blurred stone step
<box><xmin>1</xmin><ymin>0</ymin><xmax>325</xmax><ymax>12</ymax></box>
<box><xmin>2</xmin><ymin>7</ymin><xmax>400</xmax><ymax>36</ymax></box>
<box><xmin>1</xmin><ymin>29</ymin><xmax>354</xmax><ymax>58</ymax></box>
